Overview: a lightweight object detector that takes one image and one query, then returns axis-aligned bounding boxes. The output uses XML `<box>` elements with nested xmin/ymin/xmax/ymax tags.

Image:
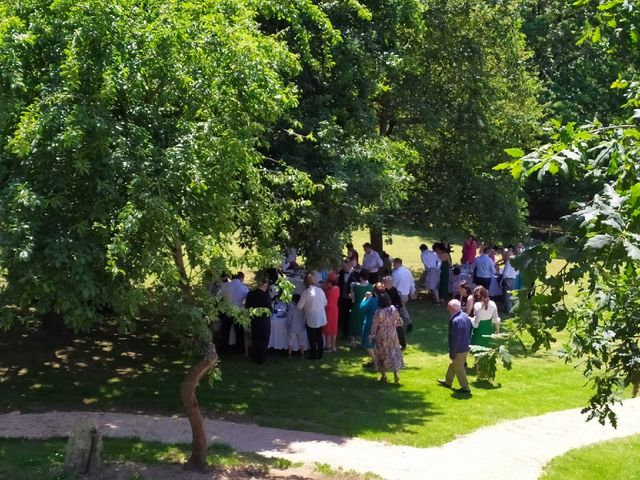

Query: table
<box><xmin>449</xmin><ymin>266</ymin><xmax>501</xmax><ymax>297</ymax></box>
<box><xmin>268</xmin><ymin>313</ymin><xmax>308</xmax><ymax>351</ymax></box>
<box><xmin>488</xmin><ymin>276</ymin><xmax>501</xmax><ymax>297</ymax></box>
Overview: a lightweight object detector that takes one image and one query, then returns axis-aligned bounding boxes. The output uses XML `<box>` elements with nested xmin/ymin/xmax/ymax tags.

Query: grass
<box><xmin>0</xmin><ymin>300</ymin><xmax>591</xmax><ymax>449</ymax></box>
<box><xmin>315</xmin><ymin>462</ymin><xmax>383</xmax><ymax>480</ymax></box>
<box><xmin>0</xmin><ymin>437</ymin><xmax>283</xmax><ymax>480</ymax></box>
<box><xmin>0</xmin><ymin>228</ymin><xmax>602</xmax><ymax>450</ymax></box>
<box><xmin>540</xmin><ymin>434</ymin><xmax>640</xmax><ymax>480</ymax></box>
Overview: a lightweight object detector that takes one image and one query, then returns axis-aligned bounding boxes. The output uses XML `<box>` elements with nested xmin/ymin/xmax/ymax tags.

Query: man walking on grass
<box><xmin>438</xmin><ymin>299</ymin><xmax>472</xmax><ymax>394</ymax></box>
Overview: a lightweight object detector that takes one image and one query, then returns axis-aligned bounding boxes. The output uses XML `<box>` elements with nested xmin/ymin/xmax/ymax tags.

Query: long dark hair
<box><xmin>473</xmin><ymin>285</ymin><xmax>490</xmax><ymax>310</ymax></box>
<box><xmin>377</xmin><ymin>293</ymin><xmax>391</xmax><ymax>308</ymax></box>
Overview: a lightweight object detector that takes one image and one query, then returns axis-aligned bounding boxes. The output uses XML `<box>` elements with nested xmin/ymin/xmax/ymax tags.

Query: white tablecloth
<box><xmin>489</xmin><ymin>276</ymin><xmax>501</xmax><ymax>297</ymax></box>
<box><xmin>268</xmin><ymin>314</ymin><xmax>309</xmax><ymax>351</ymax></box>
<box><xmin>449</xmin><ymin>268</ymin><xmax>501</xmax><ymax>297</ymax></box>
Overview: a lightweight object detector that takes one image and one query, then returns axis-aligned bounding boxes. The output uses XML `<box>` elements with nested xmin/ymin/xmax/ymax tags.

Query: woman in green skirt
<box><xmin>349</xmin><ymin>270</ymin><xmax>373</xmax><ymax>347</ymax></box>
<box><xmin>470</xmin><ymin>286</ymin><xmax>501</xmax><ymax>347</ymax></box>
<box><xmin>437</xmin><ymin>243</ymin><xmax>452</xmax><ymax>303</ymax></box>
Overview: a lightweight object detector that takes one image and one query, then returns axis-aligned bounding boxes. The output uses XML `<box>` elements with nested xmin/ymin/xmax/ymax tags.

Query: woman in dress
<box><xmin>470</xmin><ymin>286</ymin><xmax>501</xmax><ymax>347</ymax></box>
<box><xmin>369</xmin><ymin>293</ymin><xmax>404</xmax><ymax>383</ymax></box>
<box><xmin>437</xmin><ymin>243</ymin><xmax>452</xmax><ymax>304</ymax></box>
<box><xmin>461</xmin><ymin>233</ymin><xmax>477</xmax><ymax>265</ymax></box>
<box><xmin>458</xmin><ymin>281</ymin><xmax>474</xmax><ymax>316</ymax></box>
<box><xmin>360</xmin><ymin>282</ymin><xmax>385</xmax><ymax>366</ymax></box>
<box><xmin>323</xmin><ymin>272</ymin><xmax>340</xmax><ymax>352</ymax></box>
<box><xmin>349</xmin><ymin>270</ymin><xmax>373</xmax><ymax>347</ymax></box>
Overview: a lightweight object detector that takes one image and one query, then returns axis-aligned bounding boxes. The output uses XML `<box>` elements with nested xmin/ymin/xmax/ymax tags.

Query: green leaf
<box><xmin>623</xmin><ymin>240</ymin><xmax>640</xmax><ymax>261</ymax></box>
<box><xmin>585</xmin><ymin>234</ymin><xmax>614</xmax><ymax>249</ymax></box>
<box><xmin>493</xmin><ymin>161</ymin><xmax>514</xmax><ymax>171</ymax></box>
<box><xmin>504</xmin><ymin>148</ymin><xmax>525</xmax><ymax>158</ymax></box>
<box><xmin>630</xmin><ymin>182</ymin><xmax>640</xmax><ymax>202</ymax></box>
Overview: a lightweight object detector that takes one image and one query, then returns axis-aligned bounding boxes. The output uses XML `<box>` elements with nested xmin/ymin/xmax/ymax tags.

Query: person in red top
<box><xmin>461</xmin><ymin>233</ymin><xmax>477</xmax><ymax>265</ymax></box>
<box><xmin>323</xmin><ymin>272</ymin><xmax>340</xmax><ymax>352</ymax></box>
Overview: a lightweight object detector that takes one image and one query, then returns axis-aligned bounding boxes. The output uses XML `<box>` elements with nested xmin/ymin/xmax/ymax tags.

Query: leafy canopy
<box><xmin>0</xmin><ymin>0</ymin><xmax>328</xmax><ymax>335</ymax></box>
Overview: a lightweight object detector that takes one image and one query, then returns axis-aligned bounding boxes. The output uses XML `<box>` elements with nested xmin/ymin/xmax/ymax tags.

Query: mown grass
<box><xmin>540</xmin><ymin>434</ymin><xmax>640</xmax><ymax>480</ymax></box>
<box><xmin>0</xmin><ymin>437</ymin><xmax>280</xmax><ymax>480</ymax></box>
<box><xmin>0</xmin><ymin>228</ymin><xmax>600</xmax><ymax>449</ymax></box>
<box><xmin>0</xmin><ymin>298</ymin><xmax>590</xmax><ymax>448</ymax></box>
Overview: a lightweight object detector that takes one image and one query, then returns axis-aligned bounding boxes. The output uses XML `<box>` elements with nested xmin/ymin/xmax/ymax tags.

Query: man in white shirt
<box><xmin>419</xmin><ymin>244</ymin><xmax>441</xmax><ymax>303</ymax></box>
<box><xmin>361</xmin><ymin>242</ymin><xmax>384</xmax><ymax>284</ymax></box>
<box><xmin>501</xmin><ymin>249</ymin><xmax>518</xmax><ymax>314</ymax></box>
<box><xmin>297</xmin><ymin>274</ymin><xmax>327</xmax><ymax>360</ymax></box>
<box><xmin>391</xmin><ymin>258</ymin><xmax>416</xmax><ymax>328</ymax></box>
<box><xmin>217</xmin><ymin>271</ymin><xmax>249</xmax><ymax>354</ymax></box>
<box><xmin>220</xmin><ymin>271</ymin><xmax>249</xmax><ymax>307</ymax></box>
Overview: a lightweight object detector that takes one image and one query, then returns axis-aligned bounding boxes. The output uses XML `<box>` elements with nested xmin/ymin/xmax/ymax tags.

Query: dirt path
<box><xmin>2</xmin><ymin>398</ymin><xmax>640</xmax><ymax>480</ymax></box>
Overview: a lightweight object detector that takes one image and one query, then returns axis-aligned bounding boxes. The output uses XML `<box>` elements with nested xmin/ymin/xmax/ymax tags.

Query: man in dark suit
<box><xmin>438</xmin><ymin>299</ymin><xmax>472</xmax><ymax>394</ymax></box>
<box><xmin>245</xmin><ymin>277</ymin><xmax>272</xmax><ymax>364</ymax></box>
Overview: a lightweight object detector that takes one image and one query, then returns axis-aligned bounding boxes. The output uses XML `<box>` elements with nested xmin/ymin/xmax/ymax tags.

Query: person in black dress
<box><xmin>245</xmin><ymin>278</ymin><xmax>272</xmax><ymax>364</ymax></box>
<box><xmin>383</xmin><ymin>276</ymin><xmax>406</xmax><ymax>350</ymax></box>
<box><xmin>338</xmin><ymin>257</ymin><xmax>359</xmax><ymax>340</ymax></box>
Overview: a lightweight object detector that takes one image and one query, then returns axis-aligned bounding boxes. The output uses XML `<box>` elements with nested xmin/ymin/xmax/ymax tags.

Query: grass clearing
<box><xmin>0</xmin><ymin>437</ymin><xmax>288</xmax><ymax>480</ymax></box>
<box><xmin>0</xmin><ymin>298</ymin><xmax>591</xmax><ymax>448</ymax></box>
<box><xmin>540</xmin><ymin>434</ymin><xmax>640</xmax><ymax>480</ymax></box>
<box><xmin>0</xmin><ymin>228</ymin><xmax>603</xmax><ymax>450</ymax></box>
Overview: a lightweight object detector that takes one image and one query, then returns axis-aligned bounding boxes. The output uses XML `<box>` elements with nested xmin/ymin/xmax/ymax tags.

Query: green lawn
<box><xmin>0</xmin><ymin>228</ymin><xmax>596</xmax><ymax>449</ymax></box>
<box><xmin>0</xmin><ymin>437</ymin><xmax>289</xmax><ymax>480</ymax></box>
<box><xmin>0</xmin><ymin>298</ymin><xmax>590</xmax><ymax>448</ymax></box>
<box><xmin>540</xmin><ymin>434</ymin><xmax>640</xmax><ymax>480</ymax></box>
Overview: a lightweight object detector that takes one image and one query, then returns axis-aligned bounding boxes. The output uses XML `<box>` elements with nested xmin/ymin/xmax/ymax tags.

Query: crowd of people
<box><xmin>212</xmin><ymin>234</ymin><xmax>523</xmax><ymax>390</ymax></box>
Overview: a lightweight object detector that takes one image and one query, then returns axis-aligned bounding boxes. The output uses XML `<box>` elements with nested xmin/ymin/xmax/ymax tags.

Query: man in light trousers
<box><xmin>438</xmin><ymin>299</ymin><xmax>472</xmax><ymax>394</ymax></box>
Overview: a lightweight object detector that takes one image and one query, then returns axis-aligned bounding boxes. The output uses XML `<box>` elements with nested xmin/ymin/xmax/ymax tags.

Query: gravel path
<box><xmin>2</xmin><ymin>398</ymin><xmax>640</xmax><ymax>480</ymax></box>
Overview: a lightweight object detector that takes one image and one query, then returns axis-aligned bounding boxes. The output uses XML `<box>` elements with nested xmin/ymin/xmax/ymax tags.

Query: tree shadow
<box><xmin>0</xmin><ymin>317</ymin><xmax>439</xmax><ymax>442</ymax></box>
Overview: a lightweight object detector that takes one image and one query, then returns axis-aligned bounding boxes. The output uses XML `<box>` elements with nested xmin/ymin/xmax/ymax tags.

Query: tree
<box><xmin>519</xmin><ymin>0</ymin><xmax>637</xmax><ymax>221</ymax></box>
<box><xmin>390</xmin><ymin>0</ymin><xmax>544</xmax><ymax>242</ymax></box>
<box><xmin>261</xmin><ymin>0</ymin><xmax>423</xmax><ymax>263</ymax></box>
<box><xmin>0</xmin><ymin>0</ymin><xmax>331</xmax><ymax>470</ymax></box>
<box><xmin>495</xmin><ymin>0</ymin><xmax>640</xmax><ymax>425</ymax></box>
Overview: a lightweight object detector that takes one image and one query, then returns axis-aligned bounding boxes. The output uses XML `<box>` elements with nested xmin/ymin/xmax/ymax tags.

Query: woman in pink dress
<box><xmin>323</xmin><ymin>272</ymin><xmax>340</xmax><ymax>352</ymax></box>
<box><xmin>461</xmin><ymin>233</ymin><xmax>477</xmax><ymax>265</ymax></box>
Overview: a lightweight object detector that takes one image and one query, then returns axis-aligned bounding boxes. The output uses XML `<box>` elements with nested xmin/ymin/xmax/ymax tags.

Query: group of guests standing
<box><xmin>216</xmin><ymin>272</ymin><xmax>275</xmax><ymax>365</ymax></box>
<box><xmin>285</xmin><ymin>243</ymin><xmax>413</xmax><ymax>382</ymax></box>
<box><xmin>421</xmin><ymin>233</ymin><xmax>521</xmax><ymax>317</ymax></box>
<box><xmin>215</xmin><ymin>235</ymin><xmax>521</xmax><ymax>388</ymax></box>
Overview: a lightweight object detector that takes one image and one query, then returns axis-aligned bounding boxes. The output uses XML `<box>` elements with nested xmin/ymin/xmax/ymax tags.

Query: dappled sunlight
<box><xmin>0</xmin><ymin>303</ymin><xmax>592</xmax><ymax>449</ymax></box>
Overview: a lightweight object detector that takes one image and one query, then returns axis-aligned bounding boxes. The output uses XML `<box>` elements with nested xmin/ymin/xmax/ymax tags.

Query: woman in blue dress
<box><xmin>360</xmin><ymin>282</ymin><xmax>385</xmax><ymax>367</ymax></box>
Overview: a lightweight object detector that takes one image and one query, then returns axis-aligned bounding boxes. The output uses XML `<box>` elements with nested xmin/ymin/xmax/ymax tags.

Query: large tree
<box><xmin>263</xmin><ymin>0</ymin><xmax>423</xmax><ymax>262</ymax></box>
<box><xmin>0</xmin><ymin>0</ymin><xmax>332</xmax><ymax>470</ymax></box>
<box><xmin>496</xmin><ymin>0</ymin><xmax>640</xmax><ymax>424</ymax></box>
<box><xmin>397</xmin><ymin>0</ymin><xmax>543</xmax><ymax>242</ymax></box>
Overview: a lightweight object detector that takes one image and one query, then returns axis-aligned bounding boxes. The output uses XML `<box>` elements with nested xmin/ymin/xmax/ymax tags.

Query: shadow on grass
<box><xmin>0</xmin><ymin>315</ymin><xmax>438</xmax><ymax>442</ymax></box>
<box><xmin>470</xmin><ymin>380</ymin><xmax>502</xmax><ymax>390</ymax></box>
<box><xmin>402</xmin><ymin>299</ymin><xmax>450</xmax><ymax>356</ymax></box>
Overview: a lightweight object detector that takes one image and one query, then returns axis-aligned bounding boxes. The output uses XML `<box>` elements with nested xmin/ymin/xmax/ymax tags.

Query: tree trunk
<box><xmin>369</xmin><ymin>225</ymin><xmax>383</xmax><ymax>254</ymax></box>
<box><xmin>172</xmin><ymin>240</ymin><xmax>190</xmax><ymax>289</ymax></box>
<box><xmin>181</xmin><ymin>342</ymin><xmax>218</xmax><ymax>472</ymax></box>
